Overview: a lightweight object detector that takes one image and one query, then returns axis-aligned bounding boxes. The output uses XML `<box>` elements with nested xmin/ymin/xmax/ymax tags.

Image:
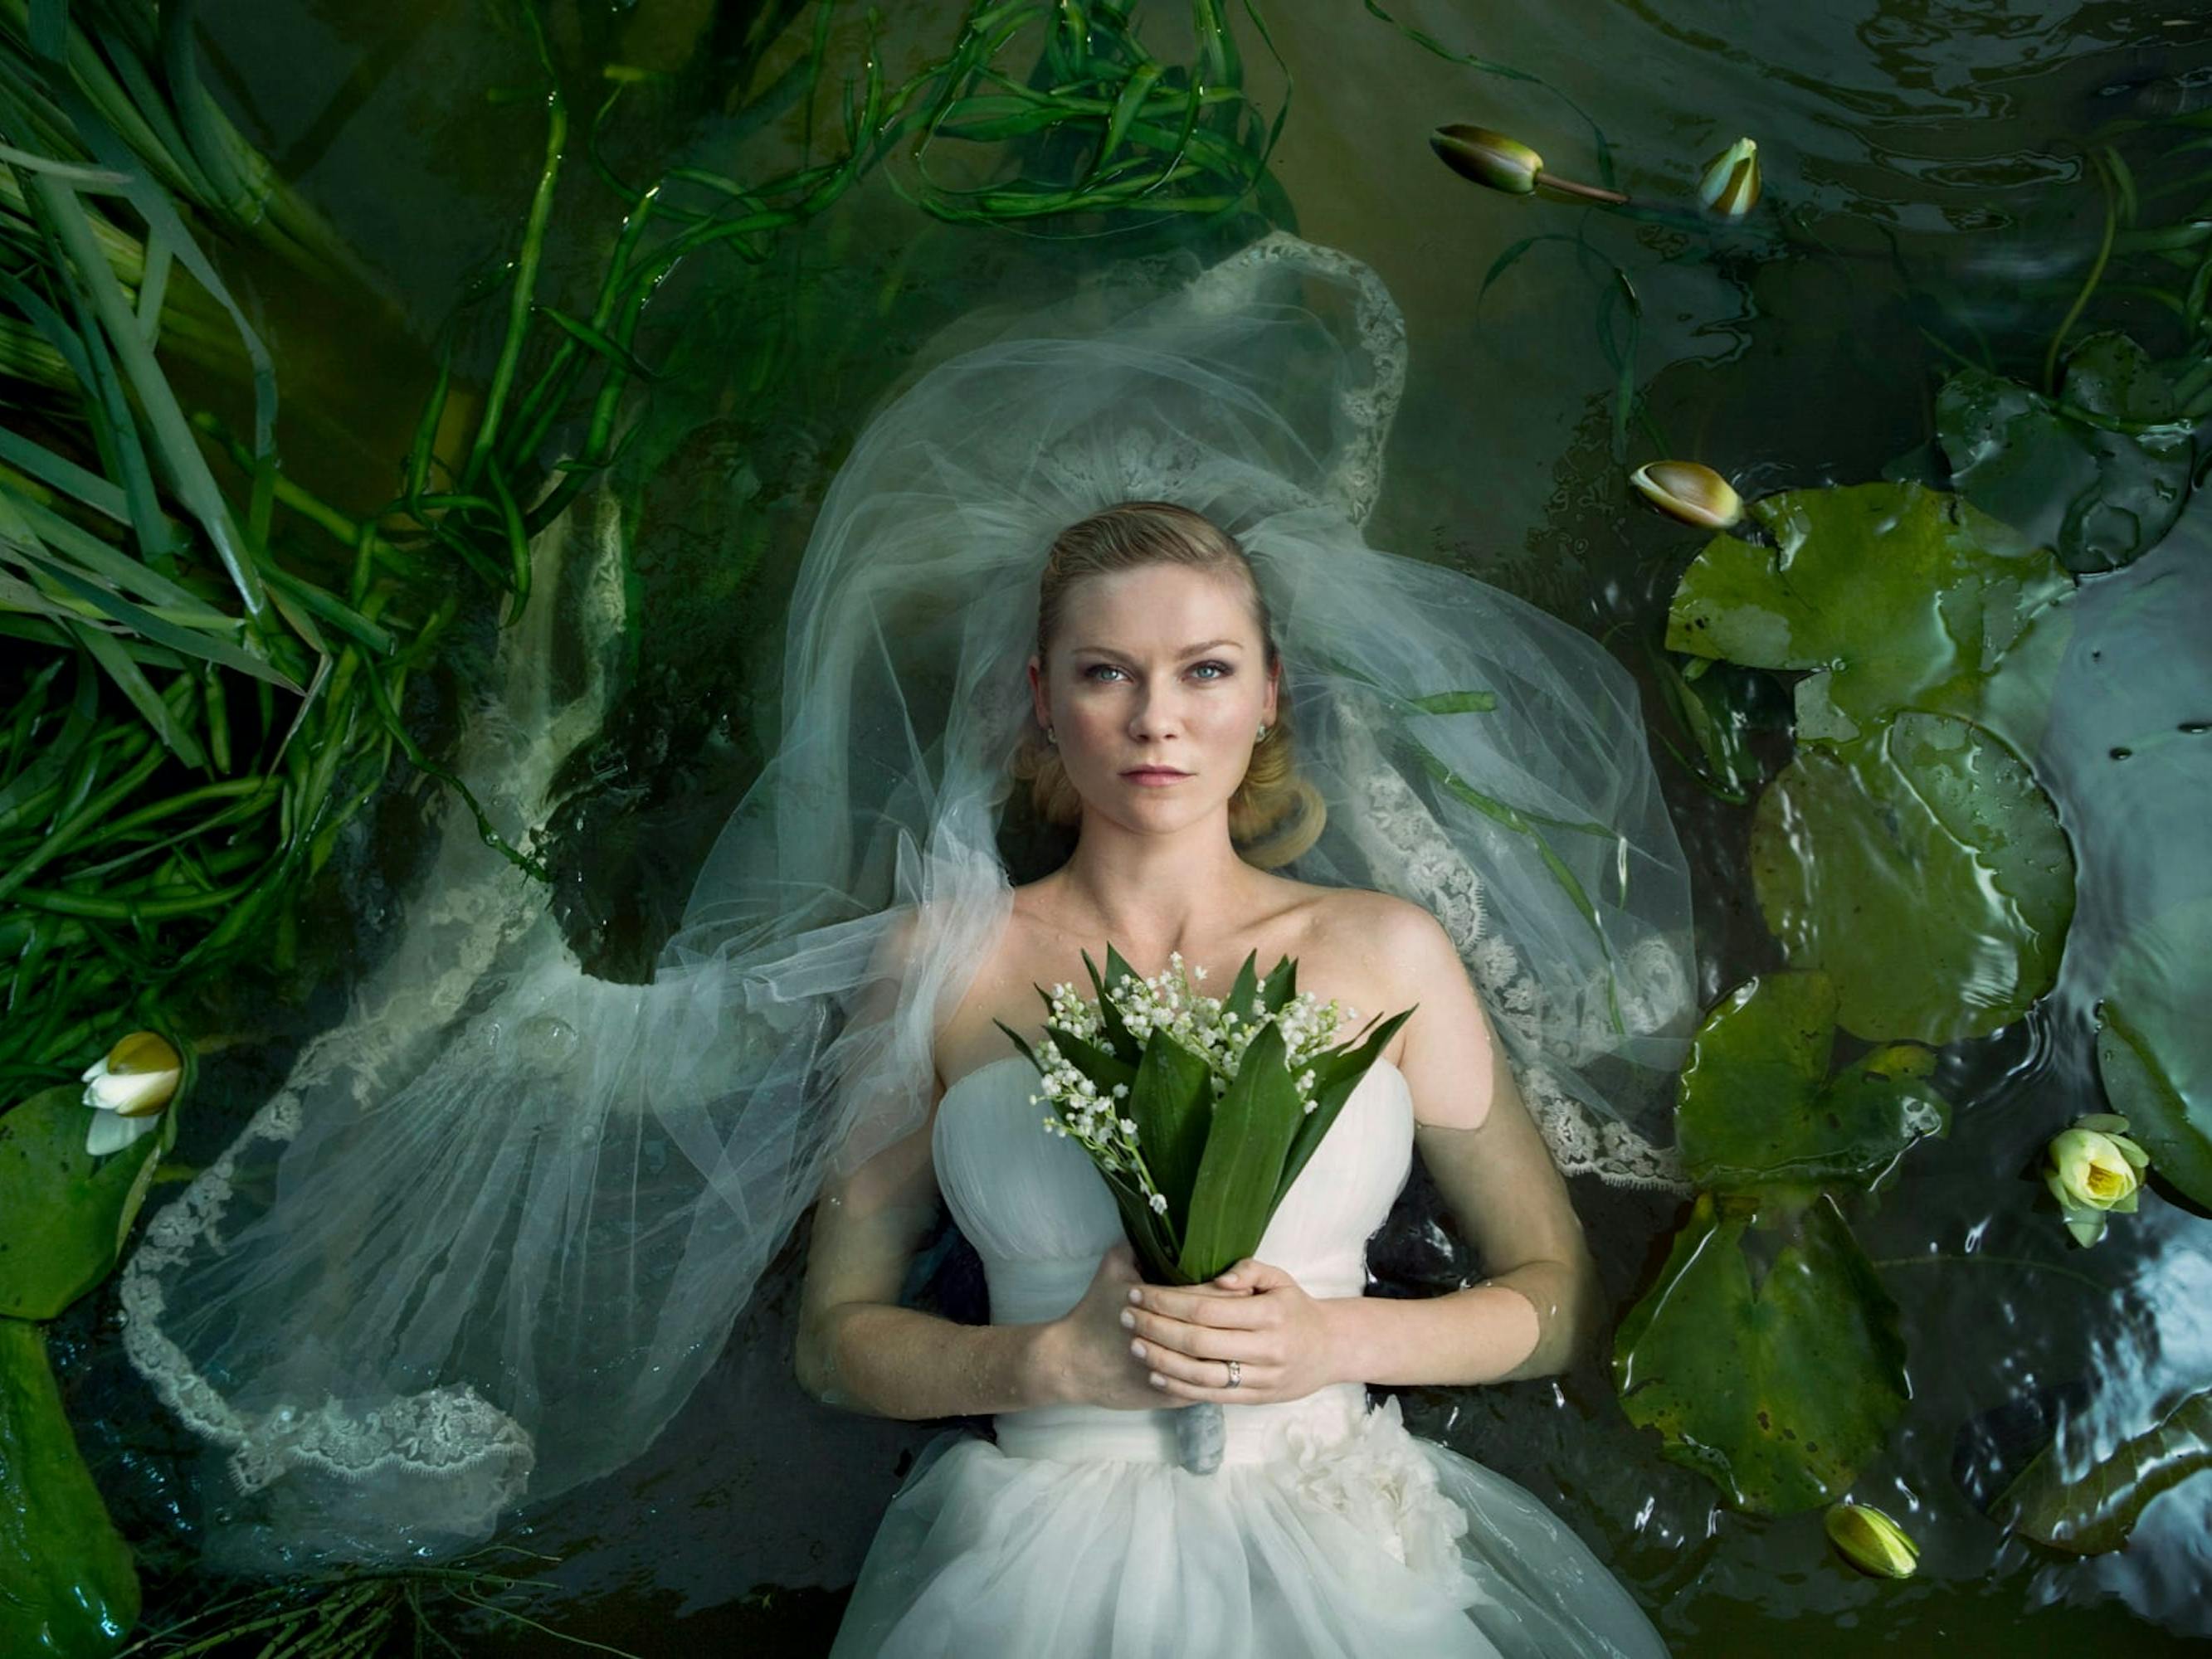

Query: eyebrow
<box><xmin>1070</xmin><ymin>638</ymin><xmax>1244</xmax><ymax>657</ymax></box>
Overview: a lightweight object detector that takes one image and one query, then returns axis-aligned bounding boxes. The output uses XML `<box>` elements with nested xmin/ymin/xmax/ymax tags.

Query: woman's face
<box><xmin>1027</xmin><ymin>563</ymin><xmax>1279</xmax><ymax>831</ymax></box>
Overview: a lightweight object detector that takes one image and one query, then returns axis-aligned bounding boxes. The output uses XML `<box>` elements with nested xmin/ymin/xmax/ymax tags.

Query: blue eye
<box><xmin>1081</xmin><ymin>662</ymin><xmax>1233</xmax><ymax>682</ymax></box>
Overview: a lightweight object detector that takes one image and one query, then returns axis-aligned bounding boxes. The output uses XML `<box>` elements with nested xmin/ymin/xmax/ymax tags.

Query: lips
<box><xmin>1122</xmin><ymin>767</ymin><xmax>1190</xmax><ymax>779</ymax></box>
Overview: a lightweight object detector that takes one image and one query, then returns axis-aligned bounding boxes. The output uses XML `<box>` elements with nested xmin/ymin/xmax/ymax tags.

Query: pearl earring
<box><xmin>1045</xmin><ymin>725</ymin><xmax>1057</xmax><ymax>746</ymax></box>
<box><xmin>1256</xmin><ymin>722</ymin><xmax>1269</xmax><ymax>741</ymax></box>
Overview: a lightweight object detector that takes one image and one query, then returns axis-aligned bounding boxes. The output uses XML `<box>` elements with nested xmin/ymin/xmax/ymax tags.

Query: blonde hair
<box><xmin>1007</xmin><ymin>501</ymin><xmax>1326</xmax><ymax>870</ymax></box>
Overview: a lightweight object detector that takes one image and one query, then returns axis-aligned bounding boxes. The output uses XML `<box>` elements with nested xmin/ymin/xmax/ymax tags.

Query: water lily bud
<box><xmin>1430</xmin><ymin>124</ymin><xmax>1543</xmax><ymax>195</ymax></box>
<box><xmin>1824</xmin><ymin>1500</ymin><xmax>1918</xmax><ymax>1578</ymax></box>
<box><xmin>81</xmin><ymin>1029</ymin><xmax>181</xmax><ymax>1156</ymax></box>
<box><xmin>1698</xmin><ymin>137</ymin><xmax>1761</xmax><ymax>219</ymax></box>
<box><xmin>2044</xmin><ymin>1116</ymin><xmax>2151</xmax><ymax>1247</ymax></box>
<box><xmin>1630</xmin><ymin>460</ymin><xmax>1745</xmax><ymax>529</ymax></box>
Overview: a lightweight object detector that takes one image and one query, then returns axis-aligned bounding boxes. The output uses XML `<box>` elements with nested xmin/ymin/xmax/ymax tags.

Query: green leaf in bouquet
<box><xmin>1130</xmin><ymin>1028</ymin><xmax>1215</xmax><ymax>1222</ymax></box>
<box><xmin>1179</xmin><ymin>1021</ymin><xmax>1303</xmax><ymax>1281</ymax></box>
<box><xmin>1084</xmin><ymin>946</ymin><xmax>1144</xmax><ymax>1066</ymax></box>
<box><xmin>1224</xmin><ymin>948</ymin><xmax>1263</xmax><ymax>1024</ymax></box>
<box><xmin>1273</xmin><ymin>1006</ymin><xmax>1417</xmax><ymax>1210</ymax></box>
<box><xmin>1103</xmin><ymin>1176</ymin><xmax>1185</xmax><ymax>1286</ymax></box>
<box><xmin>1259</xmin><ymin>952</ymin><xmax>1298</xmax><ymax>1014</ymax></box>
<box><xmin>1042</xmin><ymin>1024</ymin><xmax>1137</xmax><ymax>1097</ymax></box>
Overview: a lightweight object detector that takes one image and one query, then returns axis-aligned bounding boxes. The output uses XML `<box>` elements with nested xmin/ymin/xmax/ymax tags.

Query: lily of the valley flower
<box><xmin>1698</xmin><ymin>137</ymin><xmax>1761</xmax><ymax>219</ymax></box>
<box><xmin>1430</xmin><ymin>124</ymin><xmax>1629</xmax><ymax>205</ymax></box>
<box><xmin>81</xmin><ymin>1029</ymin><xmax>180</xmax><ymax>1156</ymax></box>
<box><xmin>1824</xmin><ymin>1500</ymin><xmax>1919</xmax><ymax>1579</ymax></box>
<box><xmin>1630</xmin><ymin>460</ymin><xmax>1745</xmax><ymax>529</ymax></box>
<box><xmin>2044</xmin><ymin>1113</ymin><xmax>2151</xmax><ymax>1247</ymax></box>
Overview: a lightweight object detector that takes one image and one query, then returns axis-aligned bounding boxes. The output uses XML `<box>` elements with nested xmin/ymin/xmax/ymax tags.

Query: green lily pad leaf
<box><xmin>1665</xmin><ymin>482</ymin><xmax>2073</xmax><ymax>752</ymax></box>
<box><xmin>0</xmin><ymin>1085</ymin><xmax>172</xmax><ymax>1321</ymax></box>
<box><xmin>0</xmin><ymin>1317</ymin><xmax>140</xmax><ymax>1654</ymax></box>
<box><xmin>1937</xmin><ymin>333</ymin><xmax>2193</xmax><ymax>575</ymax></box>
<box><xmin>2094</xmin><ymin>897</ymin><xmax>2212</xmax><ymax>1209</ymax></box>
<box><xmin>1992</xmin><ymin>1387</ymin><xmax>2212</xmax><ymax>1554</ymax></box>
<box><xmin>1614</xmin><ymin>1189</ymin><xmax>1909</xmax><ymax>1514</ymax></box>
<box><xmin>1750</xmin><ymin>713</ymin><xmax>2075</xmax><ymax>1043</ymax></box>
<box><xmin>1678</xmin><ymin>973</ymin><xmax>1949</xmax><ymax>1190</ymax></box>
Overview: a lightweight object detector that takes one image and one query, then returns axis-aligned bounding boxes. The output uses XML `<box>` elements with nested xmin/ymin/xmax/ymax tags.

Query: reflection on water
<box><xmin>61</xmin><ymin>0</ymin><xmax>2212</xmax><ymax>1652</ymax></box>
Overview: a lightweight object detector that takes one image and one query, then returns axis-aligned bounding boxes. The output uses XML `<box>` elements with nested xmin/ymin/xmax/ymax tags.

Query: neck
<box><xmin>1049</xmin><ymin>811</ymin><xmax>1262</xmax><ymax>962</ymax></box>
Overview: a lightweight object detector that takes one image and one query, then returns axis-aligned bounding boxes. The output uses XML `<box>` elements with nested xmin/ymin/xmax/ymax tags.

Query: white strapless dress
<box><xmin>826</xmin><ymin>1056</ymin><xmax>1672</xmax><ymax>1658</ymax></box>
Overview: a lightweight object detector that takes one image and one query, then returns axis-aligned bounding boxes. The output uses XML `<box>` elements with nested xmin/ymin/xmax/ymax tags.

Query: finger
<box><xmin>1147</xmin><ymin>1362</ymin><xmax>1275</xmax><ymax>1403</ymax></box>
<box><xmin>1135</xmin><ymin>1337</ymin><xmax>1271</xmax><ymax>1389</ymax></box>
<box><xmin>1216</xmin><ymin>1258</ymin><xmax>1289</xmax><ymax>1289</ymax></box>
<box><xmin>1126</xmin><ymin>1311</ymin><xmax>1254</xmax><ymax>1362</ymax></box>
<box><xmin>1129</xmin><ymin>1285</ymin><xmax>1270</xmax><ymax>1327</ymax></box>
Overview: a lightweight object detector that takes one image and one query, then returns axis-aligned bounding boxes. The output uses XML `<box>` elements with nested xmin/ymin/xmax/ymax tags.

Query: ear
<box><xmin>1027</xmin><ymin>654</ymin><xmax>1050</xmax><ymax>729</ymax></box>
<box><xmin>1264</xmin><ymin>659</ymin><xmax>1280</xmax><ymax>727</ymax></box>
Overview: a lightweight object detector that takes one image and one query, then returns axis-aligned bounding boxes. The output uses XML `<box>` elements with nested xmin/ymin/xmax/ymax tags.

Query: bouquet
<box><xmin>996</xmin><ymin>943</ymin><xmax>1415</xmax><ymax>1474</ymax></box>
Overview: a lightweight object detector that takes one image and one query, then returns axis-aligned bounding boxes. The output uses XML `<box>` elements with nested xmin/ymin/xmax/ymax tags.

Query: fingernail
<box><xmin>1129</xmin><ymin>1340</ymin><xmax>1146</xmax><ymax>1358</ymax></box>
<box><xmin>1148</xmin><ymin>1373</ymin><xmax>1165</xmax><ymax>1387</ymax></box>
<box><xmin>1127</xmin><ymin>1287</ymin><xmax>1143</xmax><ymax>1304</ymax></box>
<box><xmin>1219</xmin><ymin>1273</ymin><xmax>1239</xmax><ymax>1285</ymax></box>
<box><xmin>1118</xmin><ymin>1308</ymin><xmax>1135</xmax><ymax>1328</ymax></box>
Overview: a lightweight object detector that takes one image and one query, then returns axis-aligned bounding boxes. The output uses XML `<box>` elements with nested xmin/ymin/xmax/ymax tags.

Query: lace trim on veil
<box><xmin>1335</xmin><ymin>698</ymin><xmax>1692</xmax><ymax>1194</ymax></box>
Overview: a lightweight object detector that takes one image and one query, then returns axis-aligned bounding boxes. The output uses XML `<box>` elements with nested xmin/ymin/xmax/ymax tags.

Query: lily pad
<box><xmin>2094</xmin><ymin>897</ymin><xmax>2212</xmax><ymax>1209</ymax></box>
<box><xmin>0</xmin><ymin>1084</ymin><xmax>171</xmax><ymax>1321</ymax></box>
<box><xmin>1937</xmin><ymin>333</ymin><xmax>2194</xmax><ymax>575</ymax></box>
<box><xmin>0</xmin><ymin>1316</ymin><xmax>140</xmax><ymax>1655</ymax></box>
<box><xmin>1750</xmin><ymin>712</ymin><xmax>2074</xmax><ymax>1044</ymax></box>
<box><xmin>1665</xmin><ymin>481</ymin><xmax>2073</xmax><ymax>753</ymax></box>
<box><xmin>1678</xmin><ymin>972</ymin><xmax>1949</xmax><ymax>1190</ymax></box>
<box><xmin>1993</xmin><ymin>1386</ymin><xmax>2212</xmax><ymax>1554</ymax></box>
<box><xmin>1614</xmin><ymin>1188</ymin><xmax>1909</xmax><ymax>1514</ymax></box>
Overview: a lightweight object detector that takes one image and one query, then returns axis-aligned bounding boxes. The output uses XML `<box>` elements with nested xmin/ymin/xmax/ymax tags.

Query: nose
<box><xmin>1128</xmin><ymin>679</ymin><xmax>1187</xmax><ymax>741</ymax></box>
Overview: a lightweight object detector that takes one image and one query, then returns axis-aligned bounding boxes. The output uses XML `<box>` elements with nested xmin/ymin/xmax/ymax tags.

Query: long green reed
<box><xmin>0</xmin><ymin>0</ymin><xmax>1294</xmax><ymax>1099</ymax></box>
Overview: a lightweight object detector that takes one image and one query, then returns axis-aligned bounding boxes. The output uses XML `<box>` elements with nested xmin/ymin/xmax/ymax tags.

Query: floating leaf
<box><xmin>1665</xmin><ymin>482</ymin><xmax>2073</xmax><ymax>756</ymax></box>
<box><xmin>0</xmin><ymin>1084</ymin><xmax>171</xmax><ymax>1321</ymax></box>
<box><xmin>1614</xmin><ymin>1189</ymin><xmax>1909</xmax><ymax>1514</ymax></box>
<box><xmin>1937</xmin><ymin>333</ymin><xmax>2194</xmax><ymax>576</ymax></box>
<box><xmin>1993</xmin><ymin>1388</ymin><xmax>2212</xmax><ymax>1554</ymax></box>
<box><xmin>1678</xmin><ymin>973</ymin><xmax>1948</xmax><ymax>1190</ymax></box>
<box><xmin>0</xmin><ymin>1317</ymin><xmax>140</xmax><ymax>1655</ymax></box>
<box><xmin>2093</xmin><ymin>897</ymin><xmax>2212</xmax><ymax>1210</ymax></box>
<box><xmin>1751</xmin><ymin>713</ymin><xmax>2074</xmax><ymax>1043</ymax></box>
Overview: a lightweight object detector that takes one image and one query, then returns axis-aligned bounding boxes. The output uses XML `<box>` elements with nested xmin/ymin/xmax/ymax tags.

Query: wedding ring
<box><xmin>1225</xmin><ymin>1359</ymin><xmax>1242</xmax><ymax>1389</ymax></box>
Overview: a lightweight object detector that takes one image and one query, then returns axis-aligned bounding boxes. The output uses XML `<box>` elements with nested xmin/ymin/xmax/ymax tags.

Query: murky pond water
<box><xmin>47</xmin><ymin>1</ymin><xmax>2212</xmax><ymax>1652</ymax></box>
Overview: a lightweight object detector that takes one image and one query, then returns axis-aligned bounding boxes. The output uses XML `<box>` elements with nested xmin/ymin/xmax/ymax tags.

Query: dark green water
<box><xmin>67</xmin><ymin>2</ymin><xmax>2212</xmax><ymax>1652</ymax></box>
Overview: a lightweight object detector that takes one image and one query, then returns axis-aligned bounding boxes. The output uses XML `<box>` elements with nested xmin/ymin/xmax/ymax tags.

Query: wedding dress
<box><xmin>827</xmin><ymin>1056</ymin><xmax>1670</xmax><ymax>1658</ymax></box>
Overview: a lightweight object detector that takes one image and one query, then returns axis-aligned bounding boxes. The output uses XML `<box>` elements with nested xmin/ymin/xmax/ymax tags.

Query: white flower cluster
<box><xmin>1033</xmin><ymin>952</ymin><xmax>1360</xmax><ymax>1214</ymax></box>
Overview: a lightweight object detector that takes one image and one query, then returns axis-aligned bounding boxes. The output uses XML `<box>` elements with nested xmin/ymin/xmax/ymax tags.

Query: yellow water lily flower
<box><xmin>80</xmin><ymin>1029</ymin><xmax>180</xmax><ymax>1156</ymax></box>
<box><xmin>1824</xmin><ymin>1500</ymin><xmax>1919</xmax><ymax>1578</ymax></box>
<box><xmin>2044</xmin><ymin>1113</ymin><xmax>2151</xmax><ymax>1247</ymax></box>
<box><xmin>1630</xmin><ymin>460</ymin><xmax>1745</xmax><ymax>529</ymax></box>
<box><xmin>1698</xmin><ymin>137</ymin><xmax>1761</xmax><ymax>219</ymax></box>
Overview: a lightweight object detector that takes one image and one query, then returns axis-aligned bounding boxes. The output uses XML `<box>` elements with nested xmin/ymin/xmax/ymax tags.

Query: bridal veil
<box><xmin>119</xmin><ymin>231</ymin><xmax>1698</xmax><ymax>1565</ymax></box>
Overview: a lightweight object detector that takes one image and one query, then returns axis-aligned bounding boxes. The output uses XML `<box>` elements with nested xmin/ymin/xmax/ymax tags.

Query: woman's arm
<box><xmin>1320</xmin><ymin>899</ymin><xmax>1604</xmax><ymax>1387</ymax></box>
<box><xmin>1070</xmin><ymin>897</ymin><xmax>1606</xmax><ymax>1406</ymax></box>
<box><xmin>793</xmin><ymin>909</ymin><xmax>1166</xmax><ymax>1419</ymax></box>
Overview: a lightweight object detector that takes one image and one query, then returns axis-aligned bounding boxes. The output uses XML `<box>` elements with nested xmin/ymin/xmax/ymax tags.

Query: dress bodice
<box><xmin>931</xmin><ymin>1054</ymin><xmax>1416</xmax><ymax>1463</ymax></box>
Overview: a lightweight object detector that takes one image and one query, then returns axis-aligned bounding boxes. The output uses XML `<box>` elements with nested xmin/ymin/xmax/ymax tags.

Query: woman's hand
<box><xmin>1124</xmin><ymin>1255</ymin><xmax>1338</xmax><ymax>1405</ymax></box>
<box><xmin>1038</xmin><ymin>1241</ymin><xmax>1201</xmax><ymax>1411</ymax></box>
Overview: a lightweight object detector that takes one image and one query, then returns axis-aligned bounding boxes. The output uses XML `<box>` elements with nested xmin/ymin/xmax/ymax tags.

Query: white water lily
<box><xmin>1698</xmin><ymin>136</ymin><xmax>1761</xmax><ymax>219</ymax></box>
<box><xmin>81</xmin><ymin>1029</ymin><xmax>180</xmax><ymax>1156</ymax></box>
<box><xmin>1824</xmin><ymin>1498</ymin><xmax>1918</xmax><ymax>1578</ymax></box>
<box><xmin>2044</xmin><ymin>1113</ymin><xmax>2151</xmax><ymax>1248</ymax></box>
<box><xmin>1630</xmin><ymin>460</ymin><xmax>1745</xmax><ymax>529</ymax></box>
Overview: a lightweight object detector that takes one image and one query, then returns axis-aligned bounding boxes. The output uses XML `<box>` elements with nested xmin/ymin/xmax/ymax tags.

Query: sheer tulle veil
<box><xmin>119</xmin><ymin>231</ymin><xmax>1698</xmax><ymax>1567</ymax></box>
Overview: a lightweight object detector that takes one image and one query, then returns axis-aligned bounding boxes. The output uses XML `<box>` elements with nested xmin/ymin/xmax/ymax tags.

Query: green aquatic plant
<box><xmin>1823</xmin><ymin>1498</ymin><xmax>1919</xmax><ymax>1579</ymax></box>
<box><xmin>0</xmin><ymin>1318</ymin><xmax>139</xmax><ymax>1655</ymax></box>
<box><xmin>1993</xmin><ymin>1387</ymin><xmax>2212</xmax><ymax>1556</ymax></box>
<box><xmin>1614</xmin><ymin>971</ymin><xmax>1947</xmax><ymax>1512</ymax></box>
<box><xmin>1614</xmin><ymin>1186</ymin><xmax>1909</xmax><ymax>1515</ymax></box>
<box><xmin>2093</xmin><ymin>896</ymin><xmax>2212</xmax><ymax>1212</ymax></box>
